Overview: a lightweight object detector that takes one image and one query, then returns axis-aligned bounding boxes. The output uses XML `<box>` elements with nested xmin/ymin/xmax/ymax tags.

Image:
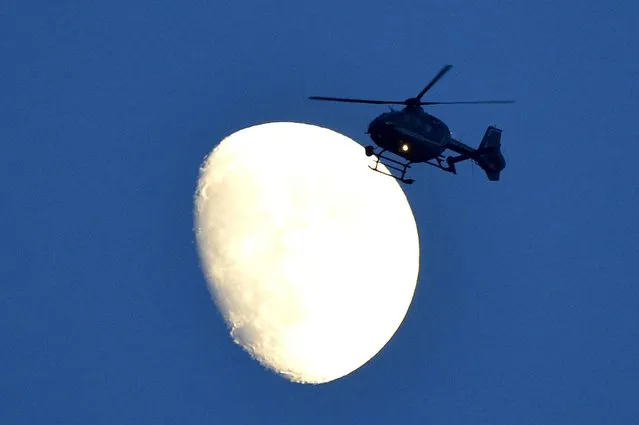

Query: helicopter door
<box><xmin>427</xmin><ymin>121</ymin><xmax>446</xmax><ymax>146</ymax></box>
<box><xmin>421</xmin><ymin>123</ymin><xmax>443</xmax><ymax>146</ymax></box>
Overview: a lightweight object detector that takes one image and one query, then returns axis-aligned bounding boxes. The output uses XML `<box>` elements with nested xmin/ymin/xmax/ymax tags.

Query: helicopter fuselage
<box><xmin>366</xmin><ymin>106</ymin><xmax>451</xmax><ymax>163</ymax></box>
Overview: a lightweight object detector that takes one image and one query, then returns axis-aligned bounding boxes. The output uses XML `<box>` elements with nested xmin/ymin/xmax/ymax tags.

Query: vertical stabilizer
<box><xmin>476</xmin><ymin>126</ymin><xmax>506</xmax><ymax>181</ymax></box>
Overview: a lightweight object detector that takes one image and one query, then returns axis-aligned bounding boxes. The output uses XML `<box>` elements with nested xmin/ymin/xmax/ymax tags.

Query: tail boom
<box><xmin>446</xmin><ymin>126</ymin><xmax>507</xmax><ymax>181</ymax></box>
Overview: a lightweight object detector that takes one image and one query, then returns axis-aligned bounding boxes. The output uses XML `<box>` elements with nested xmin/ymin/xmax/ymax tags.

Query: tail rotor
<box><xmin>475</xmin><ymin>126</ymin><xmax>506</xmax><ymax>181</ymax></box>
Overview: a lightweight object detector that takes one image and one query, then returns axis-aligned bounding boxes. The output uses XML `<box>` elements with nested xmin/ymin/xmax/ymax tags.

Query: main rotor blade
<box><xmin>420</xmin><ymin>100</ymin><xmax>516</xmax><ymax>105</ymax></box>
<box><xmin>308</xmin><ymin>96</ymin><xmax>405</xmax><ymax>105</ymax></box>
<box><xmin>415</xmin><ymin>64</ymin><xmax>453</xmax><ymax>100</ymax></box>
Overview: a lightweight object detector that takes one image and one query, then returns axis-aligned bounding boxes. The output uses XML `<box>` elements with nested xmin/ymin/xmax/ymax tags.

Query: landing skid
<box><xmin>365</xmin><ymin>145</ymin><xmax>414</xmax><ymax>184</ymax></box>
<box><xmin>364</xmin><ymin>145</ymin><xmax>460</xmax><ymax>183</ymax></box>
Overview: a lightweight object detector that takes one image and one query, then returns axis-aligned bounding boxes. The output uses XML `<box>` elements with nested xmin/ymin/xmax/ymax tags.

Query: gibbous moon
<box><xmin>194</xmin><ymin>122</ymin><xmax>420</xmax><ymax>384</ymax></box>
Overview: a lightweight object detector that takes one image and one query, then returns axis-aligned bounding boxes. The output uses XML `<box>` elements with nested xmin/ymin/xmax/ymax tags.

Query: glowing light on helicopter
<box><xmin>401</xmin><ymin>143</ymin><xmax>410</xmax><ymax>152</ymax></box>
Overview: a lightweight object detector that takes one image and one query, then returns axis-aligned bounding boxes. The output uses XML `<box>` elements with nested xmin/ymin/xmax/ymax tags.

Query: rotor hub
<box><xmin>404</xmin><ymin>97</ymin><xmax>420</xmax><ymax>107</ymax></box>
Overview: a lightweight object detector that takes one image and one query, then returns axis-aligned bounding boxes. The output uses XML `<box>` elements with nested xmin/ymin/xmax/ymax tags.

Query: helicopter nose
<box><xmin>368</xmin><ymin>118</ymin><xmax>385</xmax><ymax>133</ymax></box>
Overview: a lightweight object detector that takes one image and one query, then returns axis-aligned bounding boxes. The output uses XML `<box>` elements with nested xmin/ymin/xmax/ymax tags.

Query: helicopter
<box><xmin>309</xmin><ymin>65</ymin><xmax>514</xmax><ymax>184</ymax></box>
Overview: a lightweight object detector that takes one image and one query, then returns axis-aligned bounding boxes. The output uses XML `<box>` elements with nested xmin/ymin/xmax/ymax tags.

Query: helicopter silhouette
<box><xmin>309</xmin><ymin>65</ymin><xmax>514</xmax><ymax>184</ymax></box>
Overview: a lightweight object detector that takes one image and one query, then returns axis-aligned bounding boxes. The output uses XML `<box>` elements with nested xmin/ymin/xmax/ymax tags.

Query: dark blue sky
<box><xmin>2</xmin><ymin>0</ymin><xmax>638</xmax><ymax>423</ymax></box>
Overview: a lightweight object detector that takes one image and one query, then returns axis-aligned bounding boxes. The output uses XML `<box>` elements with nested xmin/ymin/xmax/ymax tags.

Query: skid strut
<box><xmin>365</xmin><ymin>146</ymin><xmax>414</xmax><ymax>184</ymax></box>
<box><xmin>423</xmin><ymin>156</ymin><xmax>459</xmax><ymax>174</ymax></box>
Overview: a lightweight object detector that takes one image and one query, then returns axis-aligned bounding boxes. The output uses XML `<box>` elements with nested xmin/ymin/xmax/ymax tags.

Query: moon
<box><xmin>193</xmin><ymin>121</ymin><xmax>420</xmax><ymax>384</ymax></box>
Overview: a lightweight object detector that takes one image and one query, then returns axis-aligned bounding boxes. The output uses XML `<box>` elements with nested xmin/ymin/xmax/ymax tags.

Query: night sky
<box><xmin>2</xmin><ymin>0</ymin><xmax>638</xmax><ymax>424</ymax></box>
